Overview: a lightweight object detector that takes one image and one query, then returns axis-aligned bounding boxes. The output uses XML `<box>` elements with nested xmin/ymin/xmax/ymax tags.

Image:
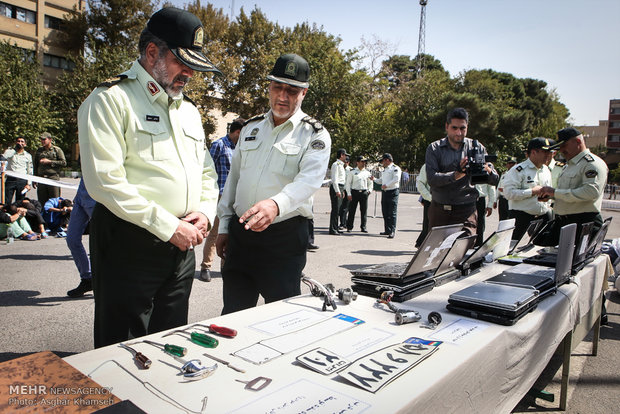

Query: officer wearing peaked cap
<box><xmin>78</xmin><ymin>7</ymin><xmax>220</xmax><ymax>347</ymax></box>
<box><xmin>538</xmin><ymin>128</ymin><xmax>608</xmax><ymax>245</ymax></box>
<box><xmin>216</xmin><ymin>53</ymin><xmax>331</xmax><ymax>314</ymax></box>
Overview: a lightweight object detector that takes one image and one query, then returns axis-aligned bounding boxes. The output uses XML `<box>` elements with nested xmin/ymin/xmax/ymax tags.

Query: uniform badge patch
<box><xmin>146</xmin><ymin>115</ymin><xmax>159</xmax><ymax>122</ymax></box>
<box><xmin>585</xmin><ymin>170</ymin><xmax>597</xmax><ymax>178</ymax></box>
<box><xmin>584</xmin><ymin>154</ymin><xmax>594</xmax><ymax>162</ymax></box>
<box><xmin>310</xmin><ymin>139</ymin><xmax>326</xmax><ymax>150</ymax></box>
<box><xmin>285</xmin><ymin>61</ymin><xmax>297</xmax><ymax>76</ymax></box>
<box><xmin>516</xmin><ymin>166</ymin><xmax>523</xmax><ymax>172</ymax></box>
<box><xmin>245</xmin><ymin>136</ymin><xmax>256</xmax><ymax>141</ymax></box>
<box><xmin>193</xmin><ymin>27</ymin><xmax>204</xmax><ymax>48</ymax></box>
<box><xmin>250</xmin><ymin>128</ymin><xmax>259</xmax><ymax>136</ymax></box>
<box><xmin>147</xmin><ymin>81</ymin><xmax>160</xmax><ymax>95</ymax></box>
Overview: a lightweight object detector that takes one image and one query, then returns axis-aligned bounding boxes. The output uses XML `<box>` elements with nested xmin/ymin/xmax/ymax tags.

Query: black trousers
<box><xmin>509</xmin><ymin>209</ymin><xmax>551</xmax><ymax>241</ymax></box>
<box><xmin>339</xmin><ymin>190</ymin><xmax>349</xmax><ymax>227</ymax></box>
<box><xmin>90</xmin><ymin>204</ymin><xmax>195</xmax><ymax>348</ymax></box>
<box><xmin>475</xmin><ymin>197</ymin><xmax>487</xmax><ymax>246</ymax></box>
<box><xmin>415</xmin><ymin>199</ymin><xmax>431</xmax><ymax>247</ymax></box>
<box><xmin>4</xmin><ymin>177</ymin><xmax>28</xmax><ymax>204</ymax></box>
<box><xmin>541</xmin><ymin>212</ymin><xmax>603</xmax><ymax>247</ymax></box>
<box><xmin>428</xmin><ymin>201</ymin><xmax>477</xmax><ymax>237</ymax></box>
<box><xmin>346</xmin><ymin>190</ymin><xmax>369</xmax><ymax>231</ymax></box>
<box><xmin>381</xmin><ymin>189</ymin><xmax>399</xmax><ymax>234</ymax></box>
<box><xmin>222</xmin><ymin>215</ymin><xmax>308</xmax><ymax>315</ymax></box>
<box><xmin>36</xmin><ymin>175</ymin><xmax>61</xmax><ymax>206</ymax></box>
<box><xmin>498</xmin><ymin>196</ymin><xmax>509</xmax><ymax>221</ymax></box>
<box><xmin>329</xmin><ymin>185</ymin><xmax>343</xmax><ymax>233</ymax></box>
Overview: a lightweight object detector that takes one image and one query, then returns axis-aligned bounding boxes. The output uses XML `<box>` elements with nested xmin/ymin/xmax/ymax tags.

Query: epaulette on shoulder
<box><xmin>183</xmin><ymin>94</ymin><xmax>197</xmax><ymax>106</ymax></box>
<box><xmin>584</xmin><ymin>154</ymin><xmax>594</xmax><ymax>162</ymax></box>
<box><xmin>516</xmin><ymin>165</ymin><xmax>523</xmax><ymax>172</ymax></box>
<box><xmin>556</xmin><ymin>161</ymin><xmax>565</xmax><ymax>167</ymax></box>
<box><xmin>243</xmin><ymin>114</ymin><xmax>265</xmax><ymax>126</ymax></box>
<box><xmin>302</xmin><ymin>116</ymin><xmax>323</xmax><ymax>132</ymax></box>
<box><xmin>98</xmin><ymin>74</ymin><xmax>128</xmax><ymax>88</ymax></box>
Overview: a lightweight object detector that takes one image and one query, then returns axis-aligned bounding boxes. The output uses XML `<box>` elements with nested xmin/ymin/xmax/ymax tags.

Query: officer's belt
<box><xmin>432</xmin><ymin>201</ymin><xmax>476</xmax><ymax>211</ymax></box>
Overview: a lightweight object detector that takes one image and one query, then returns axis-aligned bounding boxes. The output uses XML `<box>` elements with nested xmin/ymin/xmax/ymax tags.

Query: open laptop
<box><xmin>523</xmin><ymin>222</ymin><xmax>593</xmax><ymax>271</ymax></box>
<box><xmin>497</xmin><ymin>219</ymin><xmax>546</xmax><ymax>265</ymax></box>
<box><xmin>351</xmin><ymin>224</ymin><xmax>463</xmax><ymax>282</ymax></box>
<box><xmin>486</xmin><ymin>223</ymin><xmax>577</xmax><ymax>298</ymax></box>
<box><xmin>433</xmin><ymin>235</ymin><xmax>477</xmax><ymax>286</ymax></box>
<box><xmin>576</xmin><ymin>217</ymin><xmax>612</xmax><ymax>270</ymax></box>
<box><xmin>457</xmin><ymin>227</ymin><xmax>514</xmax><ymax>274</ymax></box>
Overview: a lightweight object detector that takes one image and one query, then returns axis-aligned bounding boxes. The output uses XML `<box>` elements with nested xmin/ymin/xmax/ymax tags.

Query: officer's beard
<box><xmin>152</xmin><ymin>57</ymin><xmax>188</xmax><ymax>99</ymax></box>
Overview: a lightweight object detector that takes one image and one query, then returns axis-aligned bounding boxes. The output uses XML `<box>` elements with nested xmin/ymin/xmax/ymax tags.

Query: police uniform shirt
<box><xmin>345</xmin><ymin>167</ymin><xmax>373</xmax><ymax>193</ymax></box>
<box><xmin>218</xmin><ymin>109</ymin><xmax>331</xmax><ymax>233</ymax></box>
<box><xmin>503</xmin><ymin>158</ymin><xmax>552</xmax><ymax>216</ymax></box>
<box><xmin>34</xmin><ymin>145</ymin><xmax>66</xmax><ymax>178</ymax></box>
<box><xmin>416</xmin><ymin>164</ymin><xmax>432</xmax><ymax>202</ymax></box>
<box><xmin>330</xmin><ymin>159</ymin><xmax>346</xmax><ymax>192</ymax></box>
<box><xmin>2</xmin><ymin>148</ymin><xmax>33</xmax><ymax>184</ymax></box>
<box><xmin>554</xmin><ymin>149</ymin><xmax>608</xmax><ymax>215</ymax></box>
<box><xmin>548</xmin><ymin>158</ymin><xmax>564</xmax><ymax>188</ymax></box>
<box><xmin>376</xmin><ymin>163</ymin><xmax>402</xmax><ymax>190</ymax></box>
<box><xmin>497</xmin><ymin>172</ymin><xmax>508</xmax><ymax>198</ymax></box>
<box><xmin>475</xmin><ymin>183</ymin><xmax>496</xmax><ymax>208</ymax></box>
<box><xmin>78</xmin><ymin>60</ymin><xmax>219</xmax><ymax>242</ymax></box>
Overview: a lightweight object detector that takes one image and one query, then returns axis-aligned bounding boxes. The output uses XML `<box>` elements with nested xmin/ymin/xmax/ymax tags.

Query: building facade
<box><xmin>0</xmin><ymin>0</ymin><xmax>85</xmax><ymax>85</ymax></box>
<box><xmin>608</xmin><ymin>99</ymin><xmax>620</xmax><ymax>153</ymax></box>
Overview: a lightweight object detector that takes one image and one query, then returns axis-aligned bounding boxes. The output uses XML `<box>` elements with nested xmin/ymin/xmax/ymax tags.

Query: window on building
<box><xmin>611</xmin><ymin>122</ymin><xmax>620</xmax><ymax>128</ymax></box>
<box><xmin>0</xmin><ymin>2</ymin><xmax>35</xmax><ymax>24</ymax></box>
<box><xmin>611</xmin><ymin>107</ymin><xmax>620</xmax><ymax>114</ymax></box>
<box><xmin>45</xmin><ymin>15</ymin><xmax>63</xmax><ymax>30</ymax></box>
<box><xmin>0</xmin><ymin>3</ymin><xmax>11</xmax><ymax>18</ymax></box>
<box><xmin>609</xmin><ymin>135</ymin><xmax>620</xmax><ymax>142</ymax></box>
<box><xmin>43</xmin><ymin>53</ymin><xmax>75</xmax><ymax>71</ymax></box>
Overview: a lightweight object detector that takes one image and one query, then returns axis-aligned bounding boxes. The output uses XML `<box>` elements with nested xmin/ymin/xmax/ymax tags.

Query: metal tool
<box><xmin>119</xmin><ymin>343</ymin><xmax>152</xmax><ymax>369</ymax></box>
<box><xmin>203</xmin><ymin>353</ymin><xmax>245</xmax><ymax>373</ymax></box>
<box><xmin>394</xmin><ymin>310</ymin><xmax>422</xmax><ymax>325</ymax></box>
<box><xmin>172</xmin><ymin>356</ymin><xmax>218</xmax><ymax>381</ymax></box>
<box><xmin>301</xmin><ymin>275</ymin><xmax>337</xmax><ymax>311</ymax></box>
<box><xmin>421</xmin><ymin>311</ymin><xmax>443</xmax><ymax>330</ymax></box>
<box><xmin>337</xmin><ymin>287</ymin><xmax>358</xmax><ymax>304</ymax></box>
<box><xmin>192</xmin><ymin>323</ymin><xmax>237</xmax><ymax>338</ymax></box>
<box><xmin>235</xmin><ymin>376</ymin><xmax>272</xmax><ymax>391</ymax></box>
<box><xmin>141</xmin><ymin>339</ymin><xmax>187</xmax><ymax>357</ymax></box>
<box><xmin>163</xmin><ymin>329</ymin><xmax>219</xmax><ymax>348</ymax></box>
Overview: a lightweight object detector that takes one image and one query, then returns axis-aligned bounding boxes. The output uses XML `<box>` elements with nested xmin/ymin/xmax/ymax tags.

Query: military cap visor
<box><xmin>147</xmin><ymin>7</ymin><xmax>222</xmax><ymax>74</ymax></box>
<box><xmin>527</xmin><ymin>137</ymin><xmax>555</xmax><ymax>151</ymax></box>
<box><xmin>549</xmin><ymin>127</ymin><xmax>581</xmax><ymax>150</ymax></box>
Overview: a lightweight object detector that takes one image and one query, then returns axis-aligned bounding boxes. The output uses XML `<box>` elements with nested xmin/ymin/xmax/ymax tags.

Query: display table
<box><xmin>62</xmin><ymin>255</ymin><xmax>609</xmax><ymax>414</ymax></box>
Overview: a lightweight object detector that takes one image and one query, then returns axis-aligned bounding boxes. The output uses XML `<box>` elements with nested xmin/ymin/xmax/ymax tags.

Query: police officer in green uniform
<box><xmin>78</xmin><ymin>7</ymin><xmax>220</xmax><ymax>347</ymax></box>
<box><xmin>216</xmin><ymin>54</ymin><xmax>331</xmax><ymax>314</ymax></box>
<box><xmin>34</xmin><ymin>132</ymin><xmax>66</xmax><ymax>206</ymax></box>
<box><xmin>539</xmin><ymin>128</ymin><xmax>608</xmax><ymax>245</ymax></box>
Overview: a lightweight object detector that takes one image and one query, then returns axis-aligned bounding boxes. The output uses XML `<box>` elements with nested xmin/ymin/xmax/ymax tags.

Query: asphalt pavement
<box><xmin>1</xmin><ymin>178</ymin><xmax>618</xmax><ymax>412</ymax></box>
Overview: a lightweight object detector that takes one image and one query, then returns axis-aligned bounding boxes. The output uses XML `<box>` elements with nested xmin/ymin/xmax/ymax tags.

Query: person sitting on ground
<box><xmin>0</xmin><ymin>203</ymin><xmax>39</xmax><ymax>240</ymax></box>
<box><xmin>43</xmin><ymin>197</ymin><xmax>73</xmax><ymax>234</ymax></box>
<box><xmin>15</xmin><ymin>197</ymin><xmax>48</xmax><ymax>238</ymax></box>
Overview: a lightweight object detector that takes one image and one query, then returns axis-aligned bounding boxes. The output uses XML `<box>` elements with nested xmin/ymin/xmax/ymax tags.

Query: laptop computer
<box><xmin>457</xmin><ymin>227</ymin><xmax>514</xmax><ymax>274</ymax></box>
<box><xmin>488</xmin><ymin>223</ymin><xmax>577</xmax><ymax>296</ymax></box>
<box><xmin>433</xmin><ymin>235</ymin><xmax>477</xmax><ymax>286</ymax></box>
<box><xmin>496</xmin><ymin>219</ymin><xmax>552</xmax><ymax>265</ymax></box>
<box><xmin>447</xmin><ymin>282</ymin><xmax>539</xmax><ymax>325</ymax></box>
<box><xmin>523</xmin><ymin>222</ymin><xmax>592</xmax><ymax>271</ymax></box>
<box><xmin>351</xmin><ymin>223</ymin><xmax>463</xmax><ymax>281</ymax></box>
<box><xmin>576</xmin><ymin>217</ymin><xmax>612</xmax><ymax>270</ymax></box>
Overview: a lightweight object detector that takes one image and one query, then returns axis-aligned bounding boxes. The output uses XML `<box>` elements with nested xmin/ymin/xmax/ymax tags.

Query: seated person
<box><xmin>0</xmin><ymin>203</ymin><xmax>39</xmax><ymax>240</ymax></box>
<box><xmin>15</xmin><ymin>198</ymin><xmax>48</xmax><ymax>238</ymax></box>
<box><xmin>43</xmin><ymin>197</ymin><xmax>72</xmax><ymax>234</ymax></box>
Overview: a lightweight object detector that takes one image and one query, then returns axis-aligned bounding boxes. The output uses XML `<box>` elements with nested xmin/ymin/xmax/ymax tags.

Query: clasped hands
<box><xmin>170</xmin><ymin>212</ymin><xmax>210</xmax><ymax>251</ymax></box>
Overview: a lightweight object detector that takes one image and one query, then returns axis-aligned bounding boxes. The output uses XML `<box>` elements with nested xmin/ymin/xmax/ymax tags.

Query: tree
<box><xmin>0</xmin><ymin>42</ymin><xmax>63</xmax><ymax>152</ymax></box>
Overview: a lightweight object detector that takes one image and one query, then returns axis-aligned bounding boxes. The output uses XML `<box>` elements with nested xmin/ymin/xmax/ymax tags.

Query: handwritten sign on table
<box><xmin>228</xmin><ymin>379</ymin><xmax>370</xmax><ymax>414</ymax></box>
<box><xmin>428</xmin><ymin>318</ymin><xmax>489</xmax><ymax>344</ymax></box>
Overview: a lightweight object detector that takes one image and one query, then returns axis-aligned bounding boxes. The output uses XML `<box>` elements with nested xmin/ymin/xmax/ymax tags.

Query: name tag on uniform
<box><xmin>245</xmin><ymin>136</ymin><xmax>256</xmax><ymax>141</ymax></box>
<box><xmin>146</xmin><ymin>115</ymin><xmax>159</xmax><ymax>122</ymax></box>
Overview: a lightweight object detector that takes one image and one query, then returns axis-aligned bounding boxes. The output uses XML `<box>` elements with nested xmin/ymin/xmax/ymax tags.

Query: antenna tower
<box><xmin>417</xmin><ymin>0</ymin><xmax>428</xmax><ymax>74</ymax></box>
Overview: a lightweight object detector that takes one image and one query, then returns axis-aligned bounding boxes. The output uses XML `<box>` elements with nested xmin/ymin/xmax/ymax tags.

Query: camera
<box><xmin>467</xmin><ymin>140</ymin><xmax>497</xmax><ymax>184</ymax></box>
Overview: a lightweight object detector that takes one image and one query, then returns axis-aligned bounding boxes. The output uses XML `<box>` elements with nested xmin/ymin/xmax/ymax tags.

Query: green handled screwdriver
<box><xmin>190</xmin><ymin>332</ymin><xmax>219</xmax><ymax>348</ymax></box>
<box><xmin>142</xmin><ymin>339</ymin><xmax>187</xmax><ymax>357</ymax></box>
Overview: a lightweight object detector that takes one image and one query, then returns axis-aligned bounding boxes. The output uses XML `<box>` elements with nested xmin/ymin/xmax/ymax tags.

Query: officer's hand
<box><xmin>493</xmin><ymin>202</ymin><xmax>497</xmax><ymax>209</ymax></box>
<box><xmin>486</xmin><ymin>207</ymin><xmax>492</xmax><ymax>217</ymax></box>
<box><xmin>347</xmin><ymin>195</ymin><xmax>352</xmax><ymax>201</ymax></box>
<box><xmin>336</xmin><ymin>192</ymin><xmax>342</xmax><ymax>198</ymax></box>
<box><xmin>182</xmin><ymin>211</ymin><xmax>210</xmax><ymax>237</ymax></box>
<box><xmin>239</xmin><ymin>199</ymin><xmax>279</xmax><ymax>232</ymax></box>
<box><xmin>216</xmin><ymin>234</ymin><xmax>228</xmax><ymax>259</ymax></box>
<box><xmin>531</xmin><ymin>185</ymin><xmax>543</xmax><ymax>196</ymax></box>
<box><xmin>539</xmin><ymin>186</ymin><xmax>555</xmax><ymax>198</ymax></box>
<box><xmin>32</xmin><ymin>182</ymin><xmax>38</xmax><ymax>189</ymax></box>
<box><xmin>40</xmin><ymin>158</ymin><xmax>51</xmax><ymax>165</ymax></box>
<box><xmin>484</xmin><ymin>162</ymin><xmax>495</xmax><ymax>173</ymax></box>
<box><xmin>169</xmin><ymin>220</ymin><xmax>203</xmax><ymax>251</ymax></box>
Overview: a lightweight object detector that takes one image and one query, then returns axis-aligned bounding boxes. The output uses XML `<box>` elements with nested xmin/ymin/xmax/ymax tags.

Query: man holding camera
<box><xmin>425</xmin><ymin>108</ymin><xmax>498</xmax><ymax>236</ymax></box>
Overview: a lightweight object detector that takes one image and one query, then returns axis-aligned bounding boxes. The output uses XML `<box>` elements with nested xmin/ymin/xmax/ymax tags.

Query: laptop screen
<box><xmin>460</xmin><ymin>227</ymin><xmax>513</xmax><ymax>270</ymax></box>
<box><xmin>585</xmin><ymin>217</ymin><xmax>612</xmax><ymax>258</ymax></box>
<box><xmin>555</xmin><ymin>223</ymin><xmax>577</xmax><ymax>285</ymax></box>
<box><xmin>509</xmin><ymin>218</ymin><xmax>544</xmax><ymax>253</ymax></box>
<box><xmin>572</xmin><ymin>222</ymin><xmax>594</xmax><ymax>266</ymax></box>
<box><xmin>435</xmin><ymin>235</ymin><xmax>476</xmax><ymax>277</ymax></box>
<box><xmin>403</xmin><ymin>224</ymin><xmax>463</xmax><ymax>277</ymax></box>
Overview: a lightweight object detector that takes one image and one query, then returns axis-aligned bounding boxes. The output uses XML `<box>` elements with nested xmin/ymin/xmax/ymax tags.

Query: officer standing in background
<box><xmin>539</xmin><ymin>128</ymin><xmax>608</xmax><ymax>245</ymax></box>
<box><xmin>339</xmin><ymin>155</ymin><xmax>352</xmax><ymax>229</ymax></box>
<box><xmin>375</xmin><ymin>153</ymin><xmax>401</xmax><ymax>238</ymax></box>
<box><xmin>345</xmin><ymin>156</ymin><xmax>372</xmax><ymax>233</ymax></box>
<box><xmin>474</xmin><ymin>183</ymin><xmax>496</xmax><ymax>246</ymax></box>
<box><xmin>329</xmin><ymin>148</ymin><xmax>348</xmax><ymax>235</ymax></box>
<box><xmin>495</xmin><ymin>157</ymin><xmax>516</xmax><ymax>221</ymax></box>
<box><xmin>34</xmin><ymin>132</ymin><xmax>66</xmax><ymax>206</ymax></box>
<box><xmin>2</xmin><ymin>137</ymin><xmax>33</xmax><ymax>204</ymax></box>
<box><xmin>216</xmin><ymin>53</ymin><xmax>331</xmax><ymax>314</ymax></box>
<box><xmin>199</xmin><ymin>117</ymin><xmax>245</xmax><ymax>282</ymax></box>
<box><xmin>415</xmin><ymin>163</ymin><xmax>432</xmax><ymax>248</ymax></box>
<box><xmin>78</xmin><ymin>7</ymin><xmax>220</xmax><ymax>347</ymax></box>
<box><xmin>503</xmin><ymin>137</ymin><xmax>554</xmax><ymax>241</ymax></box>
<box><xmin>425</xmin><ymin>108</ymin><xmax>499</xmax><ymax>237</ymax></box>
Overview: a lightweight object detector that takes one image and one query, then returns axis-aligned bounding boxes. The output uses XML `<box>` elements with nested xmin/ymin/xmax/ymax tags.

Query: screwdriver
<box><xmin>119</xmin><ymin>343</ymin><xmax>152</xmax><ymax>369</ymax></box>
<box><xmin>164</xmin><ymin>330</ymin><xmax>219</xmax><ymax>348</ymax></box>
<box><xmin>142</xmin><ymin>339</ymin><xmax>187</xmax><ymax>357</ymax></box>
<box><xmin>193</xmin><ymin>323</ymin><xmax>237</xmax><ymax>338</ymax></box>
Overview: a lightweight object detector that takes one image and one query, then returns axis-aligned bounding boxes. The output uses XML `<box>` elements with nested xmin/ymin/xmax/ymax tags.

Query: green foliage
<box><xmin>0</xmin><ymin>42</ymin><xmax>63</xmax><ymax>152</ymax></box>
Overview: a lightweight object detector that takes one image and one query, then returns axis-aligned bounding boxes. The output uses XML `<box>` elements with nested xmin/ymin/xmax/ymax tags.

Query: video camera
<box><xmin>467</xmin><ymin>140</ymin><xmax>497</xmax><ymax>184</ymax></box>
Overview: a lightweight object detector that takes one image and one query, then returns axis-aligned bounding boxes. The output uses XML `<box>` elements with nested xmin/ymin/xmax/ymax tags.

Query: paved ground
<box><xmin>1</xmin><ymin>178</ymin><xmax>619</xmax><ymax>412</ymax></box>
